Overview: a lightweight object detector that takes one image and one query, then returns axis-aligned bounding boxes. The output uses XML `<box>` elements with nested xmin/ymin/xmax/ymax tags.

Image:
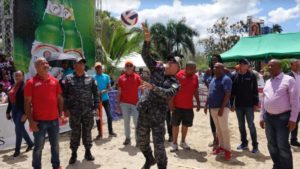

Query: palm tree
<box><xmin>272</xmin><ymin>24</ymin><xmax>283</xmax><ymax>33</ymax></box>
<box><xmin>95</xmin><ymin>11</ymin><xmax>143</xmax><ymax>74</ymax></box>
<box><xmin>150</xmin><ymin>20</ymin><xmax>198</xmax><ymax>60</ymax></box>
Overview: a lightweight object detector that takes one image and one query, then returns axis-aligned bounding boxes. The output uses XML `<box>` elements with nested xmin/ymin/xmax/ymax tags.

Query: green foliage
<box><xmin>272</xmin><ymin>24</ymin><xmax>283</xmax><ymax>34</ymax></box>
<box><xmin>200</xmin><ymin>17</ymin><xmax>247</xmax><ymax>57</ymax></box>
<box><xmin>149</xmin><ymin>20</ymin><xmax>198</xmax><ymax>61</ymax></box>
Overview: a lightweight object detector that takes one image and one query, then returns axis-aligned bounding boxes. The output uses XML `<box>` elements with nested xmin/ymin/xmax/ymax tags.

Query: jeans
<box><xmin>236</xmin><ymin>107</ymin><xmax>258</xmax><ymax>148</ymax></box>
<box><xmin>11</xmin><ymin>106</ymin><xmax>33</xmax><ymax>153</ymax></box>
<box><xmin>290</xmin><ymin>112</ymin><xmax>300</xmax><ymax>143</ymax></box>
<box><xmin>265</xmin><ymin>112</ymin><xmax>293</xmax><ymax>169</ymax></box>
<box><xmin>96</xmin><ymin>100</ymin><xmax>114</xmax><ymax>134</ymax></box>
<box><xmin>165</xmin><ymin>110</ymin><xmax>172</xmax><ymax>137</ymax></box>
<box><xmin>120</xmin><ymin>103</ymin><xmax>139</xmax><ymax>140</ymax></box>
<box><xmin>32</xmin><ymin>120</ymin><xmax>60</xmax><ymax>169</ymax></box>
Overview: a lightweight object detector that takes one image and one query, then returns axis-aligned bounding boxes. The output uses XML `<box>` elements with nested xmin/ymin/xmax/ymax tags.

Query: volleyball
<box><xmin>121</xmin><ymin>10</ymin><xmax>138</xmax><ymax>26</ymax></box>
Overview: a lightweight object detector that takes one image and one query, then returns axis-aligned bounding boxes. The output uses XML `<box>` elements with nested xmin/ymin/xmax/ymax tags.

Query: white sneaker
<box><xmin>180</xmin><ymin>142</ymin><xmax>191</xmax><ymax>150</ymax></box>
<box><xmin>170</xmin><ymin>143</ymin><xmax>178</xmax><ymax>152</ymax></box>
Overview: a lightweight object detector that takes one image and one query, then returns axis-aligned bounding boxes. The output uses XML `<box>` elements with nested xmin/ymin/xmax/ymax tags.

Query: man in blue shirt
<box><xmin>94</xmin><ymin>62</ymin><xmax>117</xmax><ymax>139</ymax></box>
<box><xmin>205</xmin><ymin>62</ymin><xmax>232</xmax><ymax>161</ymax></box>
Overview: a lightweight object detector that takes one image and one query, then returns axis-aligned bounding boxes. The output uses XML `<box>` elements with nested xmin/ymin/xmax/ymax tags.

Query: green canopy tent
<box><xmin>221</xmin><ymin>32</ymin><xmax>300</xmax><ymax>62</ymax></box>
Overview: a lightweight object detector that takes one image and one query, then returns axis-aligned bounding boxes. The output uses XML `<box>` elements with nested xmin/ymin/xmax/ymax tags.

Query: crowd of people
<box><xmin>2</xmin><ymin>24</ymin><xmax>300</xmax><ymax>169</ymax></box>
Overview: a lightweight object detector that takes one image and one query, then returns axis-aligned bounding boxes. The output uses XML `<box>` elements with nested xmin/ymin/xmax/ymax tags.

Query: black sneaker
<box><xmin>109</xmin><ymin>132</ymin><xmax>117</xmax><ymax>137</ymax></box>
<box><xmin>13</xmin><ymin>151</ymin><xmax>20</xmax><ymax>157</ymax></box>
<box><xmin>251</xmin><ymin>147</ymin><xmax>259</xmax><ymax>153</ymax></box>
<box><xmin>123</xmin><ymin>138</ymin><xmax>131</xmax><ymax>145</ymax></box>
<box><xmin>291</xmin><ymin>141</ymin><xmax>300</xmax><ymax>147</ymax></box>
<box><xmin>25</xmin><ymin>145</ymin><xmax>34</xmax><ymax>152</ymax></box>
<box><xmin>237</xmin><ymin>144</ymin><xmax>248</xmax><ymax>150</ymax></box>
<box><xmin>95</xmin><ymin>135</ymin><xmax>102</xmax><ymax>140</ymax></box>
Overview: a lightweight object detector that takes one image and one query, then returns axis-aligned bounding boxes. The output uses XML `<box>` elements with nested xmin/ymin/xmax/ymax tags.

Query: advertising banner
<box><xmin>13</xmin><ymin>0</ymin><xmax>95</xmax><ymax>76</ymax></box>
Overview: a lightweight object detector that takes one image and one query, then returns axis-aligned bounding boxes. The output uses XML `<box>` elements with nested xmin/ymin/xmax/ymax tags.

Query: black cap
<box><xmin>75</xmin><ymin>57</ymin><xmax>86</xmax><ymax>64</ymax></box>
<box><xmin>239</xmin><ymin>58</ymin><xmax>250</xmax><ymax>65</ymax></box>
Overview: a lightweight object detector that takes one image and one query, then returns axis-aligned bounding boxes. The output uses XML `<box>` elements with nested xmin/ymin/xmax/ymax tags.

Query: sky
<box><xmin>100</xmin><ymin>0</ymin><xmax>300</xmax><ymax>50</ymax></box>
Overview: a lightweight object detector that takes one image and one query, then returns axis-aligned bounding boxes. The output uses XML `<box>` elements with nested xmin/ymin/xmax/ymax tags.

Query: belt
<box><xmin>266</xmin><ymin>110</ymin><xmax>290</xmax><ymax>116</ymax></box>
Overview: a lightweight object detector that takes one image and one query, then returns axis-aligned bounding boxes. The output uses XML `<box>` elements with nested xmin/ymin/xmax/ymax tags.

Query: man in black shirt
<box><xmin>231</xmin><ymin>58</ymin><xmax>259</xmax><ymax>153</ymax></box>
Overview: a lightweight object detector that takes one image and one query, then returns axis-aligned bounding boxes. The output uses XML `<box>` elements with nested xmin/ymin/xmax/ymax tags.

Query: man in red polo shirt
<box><xmin>117</xmin><ymin>60</ymin><xmax>142</xmax><ymax>146</ymax></box>
<box><xmin>24</xmin><ymin>57</ymin><xmax>63</xmax><ymax>169</ymax></box>
<box><xmin>171</xmin><ymin>61</ymin><xmax>200</xmax><ymax>152</ymax></box>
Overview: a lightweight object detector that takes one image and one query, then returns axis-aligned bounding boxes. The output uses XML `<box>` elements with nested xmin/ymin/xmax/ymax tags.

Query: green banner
<box><xmin>14</xmin><ymin>0</ymin><xmax>95</xmax><ymax>74</ymax></box>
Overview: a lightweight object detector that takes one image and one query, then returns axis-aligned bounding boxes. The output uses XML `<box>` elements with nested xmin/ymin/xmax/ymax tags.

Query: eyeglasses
<box><xmin>125</xmin><ymin>64</ymin><xmax>133</xmax><ymax>67</ymax></box>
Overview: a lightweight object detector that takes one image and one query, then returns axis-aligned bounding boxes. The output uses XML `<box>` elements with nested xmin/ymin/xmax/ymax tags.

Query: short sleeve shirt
<box><xmin>208</xmin><ymin>74</ymin><xmax>232</xmax><ymax>108</ymax></box>
<box><xmin>118</xmin><ymin>72</ymin><xmax>142</xmax><ymax>105</ymax></box>
<box><xmin>94</xmin><ymin>73</ymin><xmax>110</xmax><ymax>101</ymax></box>
<box><xmin>24</xmin><ymin>74</ymin><xmax>62</xmax><ymax>121</ymax></box>
<box><xmin>174</xmin><ymin>70</ymin><xmax>199</xmax><ymax>109</ymax></box>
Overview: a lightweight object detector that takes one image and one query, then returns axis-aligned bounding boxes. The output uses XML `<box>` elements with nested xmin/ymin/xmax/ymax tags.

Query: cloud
<box><xmin>101</xmin><ymin>0</ymin><xmax>141</xmax><ymax>14</ymax></box>
<box><xmin>100</xmin><ymin>0</ymin><xmax>262</xmax><ymax>51</ymax></box>
<box><xmin>268</xmin><ymin>0</ymin><xmax>300</xmax><ymax>23</ymax></box>
<box><xmin>138</xmin><ymin>0</ymin><xmax>260</xmax><ymax>40</ymax></box>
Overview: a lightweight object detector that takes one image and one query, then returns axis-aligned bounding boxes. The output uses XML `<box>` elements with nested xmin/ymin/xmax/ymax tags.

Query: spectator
<box><xmin>6</xmin><ymin>70</ymin><xmax>34</xmax><ymax>157</ymax></box>
<box><xmin>24</xmin><ymin>57</ymin><xmax>63</xmax><ymax>169</ymax></box>
<box><xmin>0</xmin><ymin>52</ymin><xmax>16</xmax><ymax>83</ymax></box>
<box><xmin>287</xmin><ymin>59</ymin><xmax>300</xmax><ymax>147</ymax></box>
<box><xmin>0</xmin><ymin>73</ymin><xmax>12</xmax><ymax>92</ymax></box>
<box><xmin>0</xmin><ymin>83</ymin><xmax>8</xmax><ymax>104</ymax></box>
<box><xmin>117</xmin><ymin>61</ymin><xmax>142</xmax><ymax>146</ymax></box>
<box><xmin>204</xmin><ymin>54</ymin><xmax>224</xmax><ymax>149</ymax></box>
<box><xmin>260</xmin><ymin>59</ymin><xmax>299</xmax><ymax>169</ymax></box>
<box><xmin>110</xmin><ymin>75</ymin><xmax>115</xmax><ymax>88</ymax></box>
<box><xmin>61</xmin><ymin>60</ymin><xmax>73</xmax><ymax>79</ymax></box>
<box><xmin>170</xmin><ymin>61</ymin><xmax>200</xmax><ymax>152</ymax></box>
<box><xmin>94</xmin><ymin>62</ymin><xmax>117</xmax><ymax>138</ymax></box>
<box><xmin>231</xmin><ymin>58</ymin><xmax>259</xmax><ymax>153</ymax></box>
<box><xmin>205</xmin><ymin>62</ymin><xmax>232</xmax><ymax>160</ymax></box>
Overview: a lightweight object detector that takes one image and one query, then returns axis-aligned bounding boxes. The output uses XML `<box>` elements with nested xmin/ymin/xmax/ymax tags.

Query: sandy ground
<box><xmin>1</xmin><ymin>109</ymin><xmax>300</xmax><ymax>169</ymax></box>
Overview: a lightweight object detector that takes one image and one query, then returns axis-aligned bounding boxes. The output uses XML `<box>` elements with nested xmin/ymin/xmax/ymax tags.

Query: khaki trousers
<box><xmin>211</xmin><ymin>107</ymin><xmax>231</xmax><ymax>151</ymax></box>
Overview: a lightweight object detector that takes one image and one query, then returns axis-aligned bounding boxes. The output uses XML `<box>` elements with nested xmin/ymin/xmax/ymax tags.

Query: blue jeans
<box><xmin>265</xmin><ymin>112</ymin><xmax>293</xmax><ymax>169</ymax></box>
<box><xmin>96</xmin><ymin>100</ymin><xmax>114</xmax><ymax>134</ymax></box>
<box><xmin>32</xmin><ymin>120</ymin><xmax>60</xmax><ymax>169</ymax></box>
<box><xmin>236</xmin><ymin>107</ymin><xmax>258</xmax><ymax>148</ymax></box>
<box><xmin>120</xmin><ymin>103</ymin><xmax>139</xmax><ymax>140</ymax></box>
<box><xmin>11</xmin><ymin>106</ymin><xmax>34</xmax><ymax>153</ymax></box>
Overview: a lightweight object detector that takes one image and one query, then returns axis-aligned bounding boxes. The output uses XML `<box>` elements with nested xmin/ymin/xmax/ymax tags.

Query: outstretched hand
<box><xmin>142</xmin><ymin>23</ymin><xmax>151</xmax><ymax>42</ymax></box>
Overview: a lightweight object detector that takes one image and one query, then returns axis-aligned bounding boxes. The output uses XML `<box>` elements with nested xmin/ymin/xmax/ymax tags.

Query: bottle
<box><xmin>62</xmin><ymin>0</ymin><xmax>84</xmax><ymax>59</ymax></box>
<box><xmin>29</xmin><ymin>0</ymin><xmax>64</xmax><ymax>77</ymax></box>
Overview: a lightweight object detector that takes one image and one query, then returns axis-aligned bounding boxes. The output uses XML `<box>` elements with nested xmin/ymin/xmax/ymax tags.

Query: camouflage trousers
<box><xmin>137</xmin><ymin>110</ymin><xmax>167</xmax><ymax>168</ymax></box>
<box><xmin>69</xmin><ymin>112</ymin><xmax>94</xmax><ymax>151</ymax></box>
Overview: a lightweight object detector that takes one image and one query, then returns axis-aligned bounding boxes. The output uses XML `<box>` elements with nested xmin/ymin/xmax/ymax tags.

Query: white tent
<box><xmin>114</xmin><ymin>52</ymin><xmax>147</xmax><ymax>69</ymax></box>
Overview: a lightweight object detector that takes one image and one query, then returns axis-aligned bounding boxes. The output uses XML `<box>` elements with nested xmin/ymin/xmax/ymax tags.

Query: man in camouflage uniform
<box><xmin>62</xmin><ymin>57</ymin><xmax>100</xmax><ymax>164</ymax></box>
<box><xmin>137</xmin><ymin>23</ymin><xmax>180</xmax><ymax>169</ymax></box>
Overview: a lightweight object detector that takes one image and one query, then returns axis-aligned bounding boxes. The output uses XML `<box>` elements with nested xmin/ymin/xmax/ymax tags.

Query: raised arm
<box><xmin>141</xmin><ymin>23</ymin><xmax>157</xmax><ymax>72</ymax></box>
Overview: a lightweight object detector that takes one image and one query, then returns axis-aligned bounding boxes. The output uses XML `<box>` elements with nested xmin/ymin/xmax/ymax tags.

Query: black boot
<box><xmin>141</xmin><ymin>151</ymin><xmax>156</xmax><ymax>169</ymax></box>
<box><xmin>69</xmin><ymin>150</ymin><xmax>77</xmax><ymax>164</ymax></box>
<box><xmin>84</xmin><ymin>149</ymin><xmax>95</xmax><ymax>161</ymax></box>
